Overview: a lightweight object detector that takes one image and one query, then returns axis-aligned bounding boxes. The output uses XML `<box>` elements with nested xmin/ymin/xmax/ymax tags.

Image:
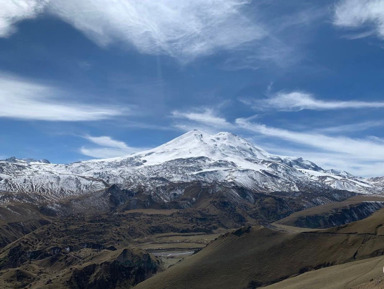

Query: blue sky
<box><xmin>2</xmin><ymin>0</ymin><xmax>384</xmax><ymax>176</ymax></box>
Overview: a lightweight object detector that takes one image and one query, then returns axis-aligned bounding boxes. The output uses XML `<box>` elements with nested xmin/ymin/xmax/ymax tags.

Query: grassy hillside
<box><xmin>134</xmin><ymin>208</ymin><xmax>384</xmax><ymax>289</ymax></box>
<box><xmin>263</xmin><ymin>255</ymin><xmax>384</xmax><ymax>289</ymax></box>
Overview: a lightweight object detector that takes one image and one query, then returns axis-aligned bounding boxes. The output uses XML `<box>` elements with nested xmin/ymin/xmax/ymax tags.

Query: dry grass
<box><xmin>263</xmin><ymin>256</ymin><xmax>384</xmax><ymax>289</ymax></box>
<box><xmin>135</xmin><ymin>208</ymin><xmax>384</xmax><ymax>289</ymax></box>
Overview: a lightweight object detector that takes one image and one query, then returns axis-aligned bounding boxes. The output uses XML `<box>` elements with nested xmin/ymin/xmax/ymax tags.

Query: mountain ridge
<box><xmin>0</xmin><ymin>130</ymin><xmax>381</xmax><ymax>206</ymax></box>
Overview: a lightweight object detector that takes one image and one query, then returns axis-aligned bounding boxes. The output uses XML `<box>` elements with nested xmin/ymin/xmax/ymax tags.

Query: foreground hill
<box><xmin>134</xmin><ymin>208</ymin><xmax>384</xmax><ymax>289</ymax></box>
<box><xmin>263</xmin><ymin>255</ymin><xmax>384</xmax><ymax>289</ymax></box>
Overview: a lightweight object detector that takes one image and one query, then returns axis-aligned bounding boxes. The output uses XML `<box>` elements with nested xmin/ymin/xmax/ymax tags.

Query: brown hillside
<box><xmin>134</xmin><ymin>208</ymin><xmax>384</xmax><ymax>289</ymax></box>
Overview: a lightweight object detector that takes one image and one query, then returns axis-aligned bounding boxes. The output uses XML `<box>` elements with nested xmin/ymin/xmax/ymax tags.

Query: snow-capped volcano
<box><xmin>137</xmin><ymin>130</ymin><xmax>271</xmax><ymax>167</ymax></box>
<box><xmin>0</xmin><ymin>130</ymin><xmax>379</xmax><ymax>204</ymax></box>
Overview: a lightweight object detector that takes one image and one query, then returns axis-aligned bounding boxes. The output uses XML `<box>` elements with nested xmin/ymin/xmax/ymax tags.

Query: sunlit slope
<box><xmin>135</xmin><ymin>208</ymin><xmax>384</xmax><ymax>289</ymax></box>
<box><xmin>263</xmin><ymin>255</ymin><xmax>384</xmax><ymax>289</ymax></box>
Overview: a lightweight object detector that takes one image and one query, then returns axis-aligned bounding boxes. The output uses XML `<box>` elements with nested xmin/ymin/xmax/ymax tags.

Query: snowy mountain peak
<box><xmin>135</xmin><ymin>130</ymin><xmax>271</xmax><ymax>167</ymax></box>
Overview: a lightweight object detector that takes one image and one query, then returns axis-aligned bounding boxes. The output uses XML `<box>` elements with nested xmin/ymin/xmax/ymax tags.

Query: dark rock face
<box><xmin>5</xmin><ymin>245</ymin><xmax>26</xmax><ymax>268</ymax></box>
<box><xmin>68</xmin><ymin>249</ymin><xmax>160</xmax><ymax>289</ymax></box>
<box><xmin>106</xmin><ymin>185</ymin><xmax>136</xmax><ymax>209</ymax></box>
<box><xmin>1</xmin><ymin>241</ymin><xmax>161</xmax><ymax>289</ymax></box>
<box><xmin>293</xmin><ymin>201</ymin><xmax>384</xmax><ymax>228</ymax></box>
<box><xmin>232</xmin><ymin>226</ymin><xmax>251</xmax><ymax>237</ymax></box>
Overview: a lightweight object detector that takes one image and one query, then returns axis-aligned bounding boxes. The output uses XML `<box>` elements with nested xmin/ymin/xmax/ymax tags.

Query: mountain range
<box><xmin>0</xmin><ymin>130</ymin><xmax>381</xmax><ymax>207</ymax></box>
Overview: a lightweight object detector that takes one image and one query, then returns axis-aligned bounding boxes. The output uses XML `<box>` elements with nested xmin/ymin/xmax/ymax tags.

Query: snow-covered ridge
<box><xmin>4</xmin><ymin>156</ymin><xmax>50</xmax><ymax>164</ymax></box>
<box><xmin>0</xmin><ymin>130</ymin><xmax>380</xmax><ymax>203</ymax></box>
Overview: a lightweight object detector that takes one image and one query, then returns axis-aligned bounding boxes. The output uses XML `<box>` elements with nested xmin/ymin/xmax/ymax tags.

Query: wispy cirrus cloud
<box><xmin>49</xmin><ymin>0</ymin><xmax>264</xmax><ymax>61</ymax></box>
<box><xmin>221</xmin><ymin>3</ymin><xmax>328</xmax><ymax>70</ymax></box>
<box><xmin>235</xmin><ymin>117</ymin><xmax>384</xmax><ymax>160</ymax></box>
<box><xmin>80</xmin><ymin>135</ymin><xmax>147</xmax><ymax>158</ymax></box>
<box><xmin>172</xmin><ymin>109</ymin><xmax>233</xmax><ymax>128</ymax></box>
<box><xmin>0</xmin><ymin>0</ymin><xmax>264</xmax><ymax>61</ymax></box>
<box><xmin>235</xmin><ymin>117</ymin><xmax>384</xmax><ymax>176</ymax></box>
<box><xmin>315</xmin><ymin>121</ymin><xmax>384</xmax><ymax>134</ymax></box>
<box><xmin>0</xmin><ymin>0</ymin><xmax>329</xmax><ymax>67</ymax></box>
<box><xmin>253</xmin><ymin>91</ymin><xmax>384</xmax><ymax>111</ymax></box>
<box><xmin>171</xmin><ymin>108</ymin><xmax>234</xmax><ymax>132</ymax></box>
<box><xmin>261</xmin><ymin>145</ymin><xmax>384</xmax><ymax>177</ymax></box>
<box><xmin>0</xmin><ymin>0</ymin><xmax>48</xmax><ymax>37</ymax></box>
<box><xmin>0</xmin><ymin>73</ymin><xmax>123</xmax><ymax>121</ymax></box>
<box><xmin>334</xmin><ymin>0</ymin><xmax>384</xmax><ymax>39</ymax></box>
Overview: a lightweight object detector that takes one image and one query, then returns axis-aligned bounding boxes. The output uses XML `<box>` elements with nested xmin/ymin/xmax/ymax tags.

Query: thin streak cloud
<box><xmin>316</xmin><ymin>121</ymin><xmax>384</xmax><ymax>134</ymax></box>
<box><xmin>172</xmin><ymin>109</ymin><xmax>234</xmax><ymax>130</ymax></box>
<box><xmin>235</xmin><ymin>118</ymin><xmax>384</xmax><ymax>160</ymax></box>
<box><xmin>0</xmin><ymin>74</ymin><xmax>123</xmax><ymax>121</ymax></box>
<box><xmin>255</xmin><ymin>91</ymin><xmax>384</xmax><ymax>111</ymax></box>
<box><xmin>80</xmin><ymin>135</ymin><xmax>146</xmax><ymax>158</ymax></box>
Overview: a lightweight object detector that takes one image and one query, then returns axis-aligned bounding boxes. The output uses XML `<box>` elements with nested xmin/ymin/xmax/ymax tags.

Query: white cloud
<box><xmin>334</xmin><ymin>0</ymin><xmax>384</xmax><ymax>39</ymax></box>
<box><xmin>0</xmin><ymin>0</ymin><xmax>265</xmax><ymax>61</ymax></box>
<box><xmin>256</xmin><ymin>91</ymin><xmax>384</xmax><ymax>111</ymax></box>
<box><xmin>236</xmin><ymin>117</ymin><xmax>384</xmax><ymax>159</ymax></box>
<box><xmin>0</xmin><ymin>73</ymin><xmax>123</xmax><ymax>121</ymax></box>
<box><xmin>0</xmin><ymin>0</ymin><xmax>48</xmax><ymax>37</ymax></box>
<box><xmin>45</xmin><ymin>0</ymin><xmax>263</xmax><ymax>61</ymax></box>
<box><xmin>80</xmin><ymin>135</ymin><xmax>145</xmax><ymax>158</ymax></box>
<box><xmin>263</xmin><ymin>145</ymin><xmax>384</xmax><ymax>177</ymax></box>
<box><xmin>316</xmin><ymin>121</ymin><xmax>384</xmax><ymax>134</ymax></box>
<box><xmin>172</xmin><ymin>109</ymin><xmax>232</xmax><ymax>128</ymax></box>
<box><xmin>0</xmin><ymin>0</ymin><xmax>319</xmax><ymax>65</ymax></box>
<box><xmin>172</xmin><ymin>108</ymin><xmax>234</xmax><ymax>132</ymax></box>
<box><xmin>84</xmin><ymin>136</ymin><xmax>128</xmax><ymax>150</ymax></box>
